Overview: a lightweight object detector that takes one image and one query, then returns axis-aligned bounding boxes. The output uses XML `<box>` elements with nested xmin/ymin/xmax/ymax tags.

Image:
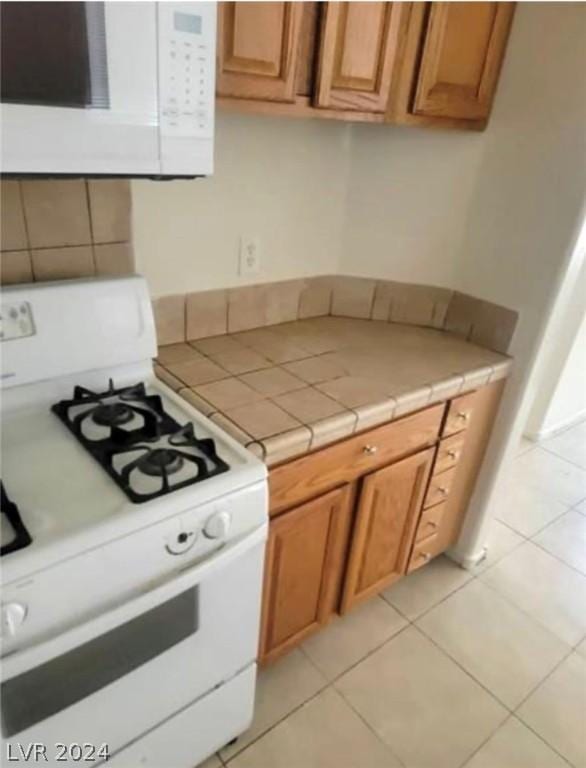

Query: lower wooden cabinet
<box><xmin>259</xmin><ymin>484</ymin><xmax>354</xmax><ymax>664</ymax></box>
<box><xmin>340</xmin><ymin>447</ymin><xmax>434</xmax><ymax>612</ymax></box>
<box><xmin>259</xmin><ymin>381</ymin><xmax>506</xmax><ymax>665</ymax></box>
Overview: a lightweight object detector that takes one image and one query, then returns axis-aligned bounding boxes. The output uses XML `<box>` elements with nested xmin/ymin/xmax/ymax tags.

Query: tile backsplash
<box><xmin>153</xmin><ymin>276</ymin><xmax>519</xmax><ymax>355</ymax></box>
<box><xmin>0</xmin><ymin>179</ymin><xmax>134</xmax><ymax>284</ymax></box>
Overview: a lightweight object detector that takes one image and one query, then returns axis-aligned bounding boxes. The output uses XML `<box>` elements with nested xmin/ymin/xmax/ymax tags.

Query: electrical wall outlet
<box><xmin>239</xmin><ymin>236</ymin><xmax>261</xmax><ymax>276</ymax></box>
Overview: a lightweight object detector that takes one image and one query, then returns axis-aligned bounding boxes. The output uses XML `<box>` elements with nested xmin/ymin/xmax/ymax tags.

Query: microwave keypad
<box><xmin>160</xmin><ymin>8</ymin><xmax>213</xmax><ymax>139</ymax></box>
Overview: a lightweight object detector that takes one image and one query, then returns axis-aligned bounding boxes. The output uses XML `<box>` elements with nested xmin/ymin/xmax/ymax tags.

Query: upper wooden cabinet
<box><xmin>217</xmin><ymin>2</ymin><xmax>514</xmax><ymax>129</ymax></box>
<box><xmin>217</xmin><ymin>2</ymin><xmax>303</xmax><ymax>102</ymax></box>
<box><xmin>388</xmin><ymin>2</ymin><xmax>515</xmax><ymax>128</ymax></box>
<box><xmin>412</xmin><ymin>3</ymin><xmax>516</xmax><ymax>120</ymax></box>
<box><xmin>314</xmin><ymin>3</ymin><xmax>402</xmax><ymax>113</ymax></box>
<box><xmin>217</xmin><ymin>1</ymin><xmax>515</xmax><ymax>130</ymax></box>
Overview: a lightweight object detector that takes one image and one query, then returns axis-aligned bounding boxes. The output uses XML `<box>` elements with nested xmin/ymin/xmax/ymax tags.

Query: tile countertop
<box><xmin>154</xmin><ymin>316</ymin><xmax>512</xmax><ymax>466</ymax></box>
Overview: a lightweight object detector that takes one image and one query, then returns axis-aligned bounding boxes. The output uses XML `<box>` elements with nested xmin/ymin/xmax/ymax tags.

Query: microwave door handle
<box><xmin>3</xmin><ymin>523</ymin><xmax>267</xmax><ymax>681</ymax></box>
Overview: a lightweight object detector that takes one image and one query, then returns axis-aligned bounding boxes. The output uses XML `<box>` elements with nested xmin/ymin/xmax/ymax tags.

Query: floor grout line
<box><xmin>528</xmin><ymin>533</ymin><xmax>586</xmax><ymax>579</ymax></box>
<box><xmin>510</xmin><ymin>642</ymin><xmax>579</xmax><ymax>767</ymax></box>
<box><xmin>538</xmin><ymin>443</ymin><xmax>586</xmax><ymax>473</ymax></box>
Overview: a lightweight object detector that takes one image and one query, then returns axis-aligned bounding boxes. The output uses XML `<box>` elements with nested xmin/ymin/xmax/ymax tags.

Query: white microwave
<box><xmin>0</xmin><ymin>1</ymin><xmax>216</xmax><ymax>178</ymax></box>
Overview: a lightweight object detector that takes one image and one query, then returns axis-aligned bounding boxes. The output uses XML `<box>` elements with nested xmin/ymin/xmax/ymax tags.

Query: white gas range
<box><xmin>0</xmin><ymin>276</ymin><xmax>268</xmax><ymax>767</ymax></box>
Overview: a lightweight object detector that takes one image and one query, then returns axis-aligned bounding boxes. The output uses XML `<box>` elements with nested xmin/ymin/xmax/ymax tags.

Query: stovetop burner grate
<box><xmin>1</xmin><ymin>482</ymin><xmax>32</xmax><ymax>557</ymax></box>
<box><xmin>52</xmin><ymin>380</ymin><xmax>230</xmax><ymax>503</ymax></box>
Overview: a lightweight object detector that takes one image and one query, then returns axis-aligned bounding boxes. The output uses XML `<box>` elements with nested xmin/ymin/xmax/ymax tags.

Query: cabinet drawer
<box><xmin>408</xmin><ymin>532</ymin><xmax>443</xmax><ymax>573</ymax></box>
<box><xmin>434</xmin><ymin>433</ymin><xmax>466</xmax><ymax>475</ymax></box>
<box><xmin>269</xmin><ymin>404</ymin><xmax>444</xmax><ymax>516</ymax></box>
<box><xmin>424</xmin><ymin>467</ymin><xmax>457</xmax><ymax>509</ymax></box>
<box><xmin>443</xmin><ymin>392</ymin><xmax>476</xmax><ymax>437</ymax></box>
<box><xmin>416</xmin><ymin>502</ymin><xmax>446</xmax><ymax>543</ymax></box>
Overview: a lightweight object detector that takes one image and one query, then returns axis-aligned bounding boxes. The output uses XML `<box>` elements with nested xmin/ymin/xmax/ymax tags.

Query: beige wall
<box><xmin>0</xmin><ymin>180</ymin><xmax>133</xmax><ymax>284</ymax></box>
<box><xmin>341</xmin><ymin>125</ymin><xmax>486</xmax><ymax>288</ymax></box>
<box><xmin>133</xmin><ymin>114</ymin><xmax>351</xmax><ymax>297</ymax></box>
<box><xmin>448</xmin><ymin>1</ymin><xmax>586</xmax><ymax>560</ymax></box>
<box><xmin>133</xmin><ymin>102</ymin><xmax>490</xmax><ymax>298</ymax></box>
<box><xmin>540</xmin><ymin>309</ymin><xmax>586</xmax><ymax>435</ymax></box>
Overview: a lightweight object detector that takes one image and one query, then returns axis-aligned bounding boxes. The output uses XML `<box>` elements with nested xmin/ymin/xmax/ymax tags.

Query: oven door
<box><xmin>0</xmin><ymin>525</ymin><xmax>266</xmax><ymax>764</ymax></box>
<box><xmin>1</xmin><ymin>2</ymin><xmax>160</xmax><ymax>175</ymax></box>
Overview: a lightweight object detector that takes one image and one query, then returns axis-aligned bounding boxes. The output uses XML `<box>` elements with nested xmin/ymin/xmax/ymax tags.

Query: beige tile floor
<box><xmin>201</xmin><ymin>421</ymin><xmax>586</xmax><ymax>768</ymax></box>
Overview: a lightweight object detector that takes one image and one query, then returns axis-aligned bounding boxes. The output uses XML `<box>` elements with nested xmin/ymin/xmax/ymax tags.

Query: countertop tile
<box><xmin>223</xmin><ymin>400</ymin><xmax>303</xmax><ymax>440</ymax></box>
<box><xmin>239</xmin><ymin>366</ymin><xmax>306</xmax><ymax>397</ymax></box>
<box><xmin>316</xmin><ymin>376</ymin><xmax>391</xmax><ymax>409</ymax></box>
<box><xmin>310</xmin><ymin>410</ymin><xmax>357</xmax><ymax>449</ymax></box>
<box><xmin>283</xmin><ymin>354</ymin><xmax>348</xmax><ymax>384</ymax></box>
<box><xmin>165</xmin><ymin>357</ymin><xmax>228</xmax><ymax>387</ymax></box>
<box><xmin>262</xmin><ymin>427</ymin><xmax>313</xmax><ymax>466</ymax></box>
<box><xmin>156</xmin><ymin>343</ymin><xmax>204</xmax><ymax>366</ymax></box>
<box><xmin>157</xmin><ymin>316</ymin><xmax>512</xmax><ymax>464</ymax></box>
<box><xmin>194</xmin><ymin>377</ymin><xmax>264</xmax><ymax>411</ymax></box>
<box><xmin>274</xmin><ymin>387</ymin><xmax>344</xmax><ymax>424</ymax></box>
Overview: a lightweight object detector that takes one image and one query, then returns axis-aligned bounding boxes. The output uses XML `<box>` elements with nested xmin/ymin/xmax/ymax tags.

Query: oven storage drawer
<box><xmin>1</xmin><ymin>529</ymin><xmax>266</xmax><ymax>761</ymax></box>
<box><xmin>108</xmin><ymin>664</ymin><xmax>256</xmax><ymax>768</ymax></box>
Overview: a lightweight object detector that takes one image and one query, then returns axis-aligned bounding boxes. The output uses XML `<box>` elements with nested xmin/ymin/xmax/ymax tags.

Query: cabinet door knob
<box><xmin>363</xmin><ymin>445</ymin><xmax>378</xmax><ymax>455</ymax></box>
<box><xmin>447</xmin><ymin>450</ymin><xmax>459</xmax><ymax>459</ymax></box>
<box><xmin>457</xmin><ymin>412</ymin><xmax>470</xmax><ymax>421</ymax></box>
<box><xmin>438</xmin><ymin>486</ymin><xmax>448</xmax><ymax>495</ymax></box>
<box><xmin>428</xmin><ymin>521</ymin><xmax>438</xmax><ymax>530</ymax></box>
<box><xmin>418</xmin><ymin>552</ymin><xmax>431</xmax><ymax>563</ymax></box>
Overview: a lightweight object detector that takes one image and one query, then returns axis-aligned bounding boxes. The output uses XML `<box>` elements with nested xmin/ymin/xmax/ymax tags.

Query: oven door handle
<box><xmin>2</xmin><ymin>523</ymin><xmax>267</xmax><ymax>681</ymax></box>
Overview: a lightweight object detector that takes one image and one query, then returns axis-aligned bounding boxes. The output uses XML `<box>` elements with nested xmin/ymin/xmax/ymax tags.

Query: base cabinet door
<box><xmin>412</xmin><ymin>2</ymin><xmax>515</xmax><ymax>120</ymax></box>
<box><xmin>259</xmin><ymin>485</ymin><xmax>353</xmax><ymax>664</ymax></box>
<box><xmin>340</xmin><ymin>447</ymin><xmax>434</xmax><ymax>612</ymax></box>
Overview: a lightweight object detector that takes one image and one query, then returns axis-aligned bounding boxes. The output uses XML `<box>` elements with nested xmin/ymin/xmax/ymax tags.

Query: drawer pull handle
<box><xmin>438</xmin><ymin>486</ymin><xmax>448</xmax><ymax>496</ymax></box>
<box><xmin>457</xmin><ymin>412</ymin><xmax>470</xmax><ymax>421</ymax></box>
<box><xmin>427</xmin><ymin>521</ymin><xmax>438</xmax><ymax>530</ymax></box>
<box><xmin>447</xmin><ymin>450</ymin><xmax>459</xmax><ymax>459</ymax></box>
<box><xmin>363</xmin><ymin>445</ymin><xmax>378</xmax><ymax>455</ymax></box>
<box><xmin>418</xmin><ymin>552</ymin><xmax>432</xmax><ymax>563</ymax></box>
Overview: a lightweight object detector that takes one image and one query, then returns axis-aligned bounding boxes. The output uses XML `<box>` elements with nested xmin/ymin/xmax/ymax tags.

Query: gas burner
<box><xmin>93</xmin><ymin>403</ymin><xmax>135</xmax><ymax>428</ymax></box>
<box><xmin>140</xmin><ymin>449</ymin><xmax>184</xmax><ymax>478</ymax></box>
<box><xmin>52</xmin><ymin>382</ymin><xmax>230</xmax><ymax>503</ymax></box>
<box><xmin>1</xmin><ymin>482</ymin><xmax>32</xmax><ymax>557</ymax></box>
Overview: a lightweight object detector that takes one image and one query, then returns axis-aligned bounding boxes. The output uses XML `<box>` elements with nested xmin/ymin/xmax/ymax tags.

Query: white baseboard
<box><xmin>446</xmin><ymin>546</ymin><xmax>488</xmax><ymax>571</ymax></box>
<box><xmin>525</xmin><ymin>408</ymin><xmax>586</xmax><ymax>442</ymax></box>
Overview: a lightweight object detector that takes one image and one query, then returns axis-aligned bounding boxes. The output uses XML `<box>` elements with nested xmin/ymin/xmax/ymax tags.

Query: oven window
<box><xmin>1</xmin><ymin>588</ymin><xmax>198</xmax><ymax>737</ymax></box>
<box><xmin>1</xmin><ymin>2</ymin><xmax>109</xmax><ymax>109</ymax></box>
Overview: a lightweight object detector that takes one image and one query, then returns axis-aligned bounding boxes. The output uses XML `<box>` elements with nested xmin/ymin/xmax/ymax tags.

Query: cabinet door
<box><xmin>315</xmin><ymin>2</ymin><xmax>403</xmax><ymax>112</ymax></box>
<box><xmin>341</xmin><ymin>447</ymin><xmax>434</xmax><ymax>612</ymax></box>
<box><xmin>413</xmin><ymin>2</ymin><xmax>515</xmax><ymax>120</ymax></box>
<box><xmin>259</xmin><ymin>485</ymin><xmax>353</xmax><ymax>664</ymax></box>
<box><xmin>217</xmin><ymin>2</ymin><xmax>303</xmax><ymax>102</ymax></box>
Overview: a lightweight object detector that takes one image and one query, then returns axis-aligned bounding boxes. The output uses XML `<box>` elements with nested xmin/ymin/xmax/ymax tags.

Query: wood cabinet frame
<box><xmin>314</xmin><ymin>2</ymin><xmax>404</xmax><ymax>112</ymax></box>
<box><xmin>386</xmin><ymin>2</ymin><xmax>515</xmax><ymax>130</ymax></box>
<box><xmin>217</xmin><ymin>1</ymin><xmax>515</xmax><ymax>130</ymax></box>
<box><xmin>413</xmin><ymin>2</ymin><xmax>515</xmax><ymax>120</ymax></box>
<box><xmin>259</xmin><ymin>484</ymin><xmax>355</xmax><ymax>664</ymax></box>
<box><xmin>217</xmin><ymin>2</ymin><xmax>304</xmax><ymax>102</ymax></box>
<box><xmin>340</xmin><ymin>446</ymin><xmax>435</xmax><ymax>612</ymax></box>
<box><xmin>259</xmin><ymin>380</ymin><xmax>506</xmax><ymax>664</ymax></box>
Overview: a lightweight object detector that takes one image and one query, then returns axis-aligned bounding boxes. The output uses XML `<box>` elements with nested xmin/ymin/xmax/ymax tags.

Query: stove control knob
<box><xmin>203</xmin><ymin>511</ymin><xmax>231</xmax><ymax>540</ymax></box>
<box><xmin>1</xmin><ymin>602</ymin><xmax>27</xmax><ymax>637</ymax></box>
<box><xmin>166</xmin><ymin>529</ymin><xmax>197</xmax><ymax>555</ymax></box>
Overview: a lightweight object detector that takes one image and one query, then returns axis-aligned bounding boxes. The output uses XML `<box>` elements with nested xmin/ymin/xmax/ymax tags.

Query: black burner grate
<box><xmin>52</xmin><ymin>380</ymin><xmax>230</xmax><ymax>503</ymax></box>
<box><xmin>1</xmin><ymin>482</ymin><xmax>32</xmax><ymax>557</ymax></box>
